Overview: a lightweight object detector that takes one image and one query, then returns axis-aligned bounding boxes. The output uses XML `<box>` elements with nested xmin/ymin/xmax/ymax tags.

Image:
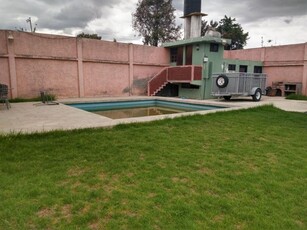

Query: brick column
<box><xmin>7</xmin><ymin>31</ymin><xmax>18</xmax><ymax>98</ymax></box>
<box><xmin>303</xmin><ymin>43</ymin><xmax>307</xmax><ymax>95</ymax></box>
<box><xmin>261</xmin><ymin>47</ymin><xmax>266</xmax><ymax>62</ymax></box>
<box><xmin>128</xmin><ymin>43</ymin><xmax>134</xmax><ymax>96</ymax></box>
<box><xmin>77</xmin><ymin>38</ymin><xmax>85</xmax><ymax>97</ymax></box>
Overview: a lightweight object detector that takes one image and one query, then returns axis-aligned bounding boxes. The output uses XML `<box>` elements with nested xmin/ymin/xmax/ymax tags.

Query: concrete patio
<box><xmin>1</xmin><ymin>96</ymin><xmax>306</xmax><ymax>134</ymax></box>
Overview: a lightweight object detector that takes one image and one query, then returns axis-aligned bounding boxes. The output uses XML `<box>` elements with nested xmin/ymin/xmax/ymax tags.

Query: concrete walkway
<box><xmin>209</xmin><ymin>96</ymin><xmax>307</xmax><ymax>113</ymax></box>
<box><xmin>1</xmin><ymin>96</ymin><xmax>306</xmax><ymax>134</ymax></box>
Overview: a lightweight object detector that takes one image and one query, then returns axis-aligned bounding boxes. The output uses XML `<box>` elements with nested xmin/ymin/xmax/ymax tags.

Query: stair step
<box><xmin>152</xmin><ymin>82</ymin><xmax>168</xmax><ymax>96</ymax></box>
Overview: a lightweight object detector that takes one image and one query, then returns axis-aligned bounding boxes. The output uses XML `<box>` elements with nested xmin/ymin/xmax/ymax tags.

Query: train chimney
<box><xmin>182</xmin><ymin>0</ymin><xmax>207</xmax><ymax>39</ymax></box>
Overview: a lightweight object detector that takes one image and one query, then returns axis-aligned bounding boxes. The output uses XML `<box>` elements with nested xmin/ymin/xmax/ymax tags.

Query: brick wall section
<box><xmin>168</xmin><ymin>66</ymin><xmax>192</xmax><ymax>81</ymax></box>
<box><xmin>0</xmin><ymin>30</ymin><xmax>169</xmax><ymax>99</ymax></box>
<box><xmin>194</xmin><ymin>66</ymin><xmax>202</xmax><ymax>80</ymax></box>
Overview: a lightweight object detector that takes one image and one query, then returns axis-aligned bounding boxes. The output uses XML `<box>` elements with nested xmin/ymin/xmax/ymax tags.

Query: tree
<box><xmin>77</xmin><ymin>33</ymin><xmax>101</xmax><ymax>40</ymax></box>
<box><xmin>26</xmin><ymin>17</ymin><xmax>37</xmax><ymax>32</ymax></box>
<box><xmin>15</xmin><ymin>17</ymin><xmax>37</xmax><ymax>32</ymax></box>
<box><xmin>201</xmin><ymin>20</ymin><xmax>218</xmax><ymax>36</ymax></box>
<box><xmin>132</xmin><ymin>0</ymin><xmax>181</xmax><ymax>46</ymax></box>
<box><xmin>217</xmin><ymin>15</ymin><xmax>249</xmax><ymax>50</ymax></box>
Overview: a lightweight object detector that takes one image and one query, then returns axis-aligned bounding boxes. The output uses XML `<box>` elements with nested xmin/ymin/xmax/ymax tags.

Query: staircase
<box><xmin>148</xmin><ymin>65</ymin><xmax>202</xmax><ymax>96</ymax></box>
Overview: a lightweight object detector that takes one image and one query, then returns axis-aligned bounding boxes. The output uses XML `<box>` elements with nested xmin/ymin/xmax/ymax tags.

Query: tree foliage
<box><xmin>77</xmin><ymin>32</ymin><xmax>102</xmax><ymax>40</ymax></box>
<box><xmin>201</xmin><ymin>20</ymin><xmax>218</xmax><ymax>36</ymax></box>
<box><xmin>217</xmin><ymin>16</ymin><xmax>249</xmax><ymax>50</ymax></box>
<box><xmin>132</xmin><ymin>0</ymin><xmax>181</xmax><ymax>46</ymax></box>
<box><xmin>201</xmin><ymin>16</ymin><xmax>249</xmax><ymax>50</ymax></box>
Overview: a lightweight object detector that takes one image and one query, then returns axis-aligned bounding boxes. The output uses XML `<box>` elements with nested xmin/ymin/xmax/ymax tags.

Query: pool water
<box><xmin>67</xmin><ymin>100</ymin><xmax>224</xmax><ymax>119</ymax></box>
<box><xmin>93</xmin><ymin>106</ymin><xmax>190</xmax><ymax>119</ymax></box>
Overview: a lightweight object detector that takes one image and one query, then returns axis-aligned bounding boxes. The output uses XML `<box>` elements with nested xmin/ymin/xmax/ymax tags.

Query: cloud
<box><xmin>0</xmin><ymin>0</ymin><xmax>127</xmax><ymax>32</ymax></box>
<box><xmin>0</xmin><ymin>0</ymin><xmax>45</xmax><ymax>30</ymax></box>
<box><xmin>283</xmin><ymin>17</ymin><xmax>293</xmax><ymax>24</ymax></box>
<box><xmin>222</xmin><ymin>0</ymin><xmax>307</xmax><ymax>23</ymax></box>
<box><xmin>0</xmin><ymin>0</ymin><xmax>306</xmax><ymax>47</ymax></box>
<box><xmin>173</xmin><ymin>0</ymin><xmax>183</xmax><ymax>12</ymax></box>
<box><xmin>39</xmin><ymin>2</ymin><xmax>103</xmax><ymax>29</ymax></box>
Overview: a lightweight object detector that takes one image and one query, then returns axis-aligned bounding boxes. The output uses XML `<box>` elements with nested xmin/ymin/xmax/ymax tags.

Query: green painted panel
<box><xmin>164</xmin><ymin>37</ymin><xmax>263</xmax><ymax>100</ymax></box>
<box><xmin>178</xmin><ymin>86</ymin><xmax>203</xmax><ymax>99</ymax></box>
<box><xmin>224</xmin><ymin>59</ymin><xmax>263</xmax><ymax>72</ymax></box>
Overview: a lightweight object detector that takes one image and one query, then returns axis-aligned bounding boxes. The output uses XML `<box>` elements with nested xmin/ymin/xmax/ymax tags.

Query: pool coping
<box><xmin>1</xmin><ymin>96</ymin><xmax>306</xmax><ymax>134</ymax></box>
<box><xmin>60</xmin><ymin>96</ymin><xmax>241</xmax><ymax>123</ymax></box>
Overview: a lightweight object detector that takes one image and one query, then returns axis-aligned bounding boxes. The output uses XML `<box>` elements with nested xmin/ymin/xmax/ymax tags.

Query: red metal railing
<box><xmin>148</xmin><ymin>65</ymin><xmax>202</xmax><ymax>96</ymax></box>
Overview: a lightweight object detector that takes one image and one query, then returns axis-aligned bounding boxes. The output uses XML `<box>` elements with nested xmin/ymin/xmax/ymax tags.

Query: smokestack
<box><xmin>184</xmin><ymin>0</ymin><xmax>201</xmax><ymax>16</ymax></box>
<box><xmin>182</xmin><ymin>0</ymin><xmax>207</xmax><ymax>39</ymax></box>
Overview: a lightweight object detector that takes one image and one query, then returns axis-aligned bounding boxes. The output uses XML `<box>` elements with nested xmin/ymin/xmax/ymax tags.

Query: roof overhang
<box><xmin>180</xmin><ymin>12</ymin><xmax>208</xmax><ymax>18</ymax></box>
<box><xmin>163</xmin><ymin>37</ymin><xmax>231</xmax><ymax>48</ymax></box>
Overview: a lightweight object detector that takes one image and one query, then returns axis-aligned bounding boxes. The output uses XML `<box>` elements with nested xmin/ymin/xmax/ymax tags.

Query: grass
<box><xmin>0</xmin><ymin>105</ymin><xmax>306</xmax><ymax>229</ymax></box>
<box><xmin>10</xmin><ymin>94</ymin><xmax>56</xmax><ymax>103</ymax></box>
<box><xmin>286</xmin><ymin>94</ymin><xmax>307</xmax><ymax>101</ymax></box>
<box><xmin>9</xmin><ymin>97</ymin><xmax>42</xmax><ymax>103</ymax></box>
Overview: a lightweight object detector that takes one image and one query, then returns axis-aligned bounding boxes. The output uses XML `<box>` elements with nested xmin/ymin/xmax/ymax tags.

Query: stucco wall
<box><xmin>224</xmin><ymin>43</ymin><xmax>307</xmax><ymax>95</ymax></box>
<box><xmin>83</xmin><ymin>63</ymin><xmax>129</xmax><ymax>97</ymax></box>
<box><xmin>133</xmin><ymin>65</ymin><xmax>163</xmax><ymax>95</ymax></box>
<box><xmin>13</xmin><ymin>32</ymin><xmax>77</xmax><ymax>58</ymax></box>
<box><xmin>0</xmin><ymin>32</ymin><xmax>9</xmax><ymax>88</ymax></box>
<box><xmin>15</xmin><ymin>59</ymin><xmax>79</xmax><ymax>98</ymax></box>
<box><xmin>132</xmin><ymin>45</ymin><xmax>170</xmax><ymax>95</ymax></box>
<box><xmin>224</xmin><ymin>48</ymin><xmax>263</xmax><ymax>61</ymax></box>
<box><xmin>0</xmin><ymin>31</ymin><xmax>8</xmax><ymax>54</ymax></box>
<box><xmin>265</xmin><ymin>44</ymin><xmax>304</xmax><ymax>62</ymax></box>
<box><xmin>0</xmin><ymin>30</ymin><xmax>169</xmax><ymax>99</ymax></box>
<box><xmin>265</xmin><ymin>66</ymin><xmax>302</xmax><ymax>85</ymax></box>
<box><xmin>82</xmin><ymin>39</ymin><xmax>129</xmax><ymax>62</ymax></box>
<box><xmin>133</xmin><ymin>44</ymin><xmax>169</xmax><ymax>65</ymax></box>
<box><xmin>0</xmin><ymin>59</ymin><xmax>10</xmax><ymax>87</ymax></box>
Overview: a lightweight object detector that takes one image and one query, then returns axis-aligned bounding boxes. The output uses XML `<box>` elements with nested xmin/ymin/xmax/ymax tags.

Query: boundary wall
<box><xmin>224</xmin><ymin>43</ymin><xmax>307</xmax><ymax>95</ymax></box>
<box><xmin>0</xmin><ymin>30</ymin><xmax>169</xmax><ymax>98</ymax></box>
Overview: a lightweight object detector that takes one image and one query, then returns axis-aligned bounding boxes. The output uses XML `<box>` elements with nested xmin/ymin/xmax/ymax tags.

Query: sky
<box><xmin>0</xmin><ymin>0</ymin><xmax>306</xmax><ymax>48</ymax></box>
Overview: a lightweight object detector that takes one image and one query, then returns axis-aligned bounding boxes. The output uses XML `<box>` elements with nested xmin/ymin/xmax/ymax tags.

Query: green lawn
<box><xmin>286</xmin><ymin>94</ymin><xmax>307</xmax><ymax>101</ymax></box>
<box><xmin>0</xmin><ymin>105</ymin><xmax>306</xmax><ymax>229</ymax></box>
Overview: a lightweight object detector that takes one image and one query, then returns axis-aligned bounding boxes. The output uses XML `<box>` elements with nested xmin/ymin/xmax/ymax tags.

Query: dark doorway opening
<box><xmin>185</xmin><ymin>45</ymin><xmax>193</xmax><ymax>65</ymax></box>
<box><xmin>177</xmin><ymin>47</ymin><xmax>183</xmax><ymax>66</ymax></box>
<box><xmin>156</xmin><ymin>83</ymin><xmax>179</xmax><ymax>97</ymax></box>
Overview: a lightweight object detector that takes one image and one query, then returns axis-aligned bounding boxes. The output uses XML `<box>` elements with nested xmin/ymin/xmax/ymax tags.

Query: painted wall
<box><xmin>16</xmin><ymin>59</ymin><xmax>79</xmax><ymax>98</ymax></box>
<box><xmin>223</xmin><ymin>59</ymin><xmax>263</xmax><ymax>73</ymax></box>
<box><xmin>0</xmin><ymin>59</ymin><xmax>10</xmax><ymax>88</ymax></box>
<box><xmin>178</xmin><ymin>84</ymin><xmax>202</xmax><ymax>99</ymax></box>
<box><xmin>0</xmin><ymin>30</ymin><xmax>169</xmax><ymax>99</ymax></box>
<box><xmin>175</xmin><ymin>42</ymin><xmax>225</xmax><ymax>99</ymax></box>
<box><xmin>203</xmin><ymin>43</ymin><xmax>224</xmax><ymax>99</ymax></box>
<box><xmin>224</xmin><ymin>48</ymin><xmax>263</xmax><ymax>61</ymax></box>
<box><xmin>224</xmin><ymin>43</ymin><xmax>307</xmax><ymax>95</ymax></box>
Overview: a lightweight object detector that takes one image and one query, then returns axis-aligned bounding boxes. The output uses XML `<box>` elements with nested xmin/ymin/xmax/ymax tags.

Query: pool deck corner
<box><xmin>1</xmin><ymin>96</ymin><xmax>306</xmax><ymax>134</ymax></box>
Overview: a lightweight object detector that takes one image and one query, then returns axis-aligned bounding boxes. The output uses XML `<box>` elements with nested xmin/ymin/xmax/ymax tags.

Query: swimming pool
<box><xmin>67</xmin><ymin>99</ymin><xmax>225</xmax><ymax>119</ymax></box>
